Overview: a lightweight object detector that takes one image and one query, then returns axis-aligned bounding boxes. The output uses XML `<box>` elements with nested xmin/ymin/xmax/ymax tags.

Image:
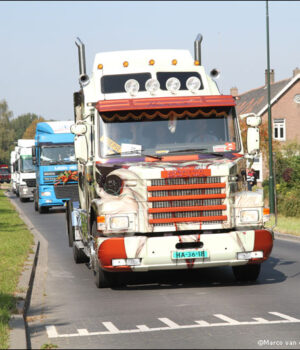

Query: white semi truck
<box><xmin>15</xmin><ymin>139</ymin><xmax>36</xmax><ymax>201</ymax></box>
<box><xmin>10</xmin><ymin>149</ymin><xmax>17</xmax><ymax>193</ymax></box>
<box><xmin>66</xmin><ymin>34</ymin><xmax>273</xmax><ymax>288</ymax></box>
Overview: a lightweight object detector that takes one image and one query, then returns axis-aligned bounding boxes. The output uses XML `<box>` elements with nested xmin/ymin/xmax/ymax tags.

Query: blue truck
<box><xmin>33</xmin><ymin>121</ymin><xmax>78</xmax><ymax>213</ymax></box>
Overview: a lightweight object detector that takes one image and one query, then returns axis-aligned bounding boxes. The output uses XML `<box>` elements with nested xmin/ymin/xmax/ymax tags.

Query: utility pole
<box><xmin>266</xmin><ymin>0</ymin><xmax>275</xmax><ymax>214</ymax></box>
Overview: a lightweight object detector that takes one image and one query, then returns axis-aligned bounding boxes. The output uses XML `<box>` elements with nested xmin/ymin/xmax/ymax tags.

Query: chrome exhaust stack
<box><xmin>75</xmin><ymin>37</ymin><xmax>89</xmax><ymax>86</ymax></box>
<box><xmin>194</xmin><ymin>34</ymin><xmax>203</xmax><ymax>64</ymax></box>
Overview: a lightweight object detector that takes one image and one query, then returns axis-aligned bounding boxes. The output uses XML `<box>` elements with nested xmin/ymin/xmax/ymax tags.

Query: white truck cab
<box><xmin>67</xmin><ymin>34</ymin><xmax>273</xmax><ymax>288</ymax></box>
<box><xmin>15</xmin><ymin>139</ymin><xmax>36</xmax><ymax>201</ymax></box>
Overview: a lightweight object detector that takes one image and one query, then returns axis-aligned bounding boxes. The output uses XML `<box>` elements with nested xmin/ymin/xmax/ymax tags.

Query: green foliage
<box><xmin>10</xmin><ymin>113</ymin><xmax>41</xmax><ymax>140</ymax></box>
<box><xmin>265</xmin><ymin>142</ymin><xmax>300</xmax><ymax>217</ymax></box>
<box><xmin>22</xmin><ymin>117</ymin><xmax>46</xmax><ymax>139</ymax></box>
<box><xmin>0</xmin><ymin>99</ymin><xmax>46</xmax><ymax>164</ymax></box>
<box><xmin>0</xmin><ymin>100</ymin><xmax>15</xmax><ymax>165</ymax></box>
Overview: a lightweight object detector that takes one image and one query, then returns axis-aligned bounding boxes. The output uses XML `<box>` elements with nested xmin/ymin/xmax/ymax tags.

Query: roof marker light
<box><xmin>123</xmin><ymin>61</ymin><xmax>129</xmax><ymax>67</ymax></box>
<box><xmin>124</xmin><ymin>79</ymin><xmax>140</xmax><ymax>96</ymax></box>
<box><xmin>166</xmin><ymin>77</ymin><xmax>180</xmax><ymax>94</ymax></box>
<box><xmin>97</xmin><ymin>64</ymin><xmax>103</xmax><ymax>70</ymax></box>
<box><xmin>149</xmin><ymin>59</ymin><xmax>155</xmax><ymax>65</ymax></box>
<box><xmin>145</xmin><ymin>78</ymin><xmax>160</xmax><ymax>95</ymax></box>
<box><xmin>172</xmin><ymin>59</ymin><xmax>178</xmax><ymax>65</ymax></box>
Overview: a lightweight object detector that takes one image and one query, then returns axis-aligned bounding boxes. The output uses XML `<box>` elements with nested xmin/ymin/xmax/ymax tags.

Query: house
<box><xmin>232</xmin><ymin>67</ymin><xmax>300</xmax><ymax>182</ymax></box>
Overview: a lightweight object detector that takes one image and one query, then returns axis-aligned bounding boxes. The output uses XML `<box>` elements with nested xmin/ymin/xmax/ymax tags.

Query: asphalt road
<box><xmin>10</xmin><ymin>195</ymin><xmax>300</xmax><ymax>349</ymax></box>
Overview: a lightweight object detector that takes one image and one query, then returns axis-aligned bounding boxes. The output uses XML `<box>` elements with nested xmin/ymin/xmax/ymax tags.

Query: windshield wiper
<box><xmin>109</xmin><ymin>150</ymin><xmax>162</xmax><ymax>160</ymax></box>
<box><xmin>167</xmin><ymin>148</ymin><xmax>208</xmax><ymax>153</ymax></box>
<box><xmin>167</xmin><ymin>148</ymin><xmax>224</xmax><ymax>157</ymax></box>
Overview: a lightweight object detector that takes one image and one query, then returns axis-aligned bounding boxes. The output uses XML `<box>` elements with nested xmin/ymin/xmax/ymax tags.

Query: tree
<box><xmin>0</xmin><ymin>99</ymin><xmax>15</xmax><ymax>164</ymax></box>
<box><xmin>22</xmin><ymin>117</ymin><xmax>46</xmax><ymax>139</ymax></box>
<box><xmin>10</xmin><ymin>113</ymin><xmax>41</xmax><ymax>140</ymax></box>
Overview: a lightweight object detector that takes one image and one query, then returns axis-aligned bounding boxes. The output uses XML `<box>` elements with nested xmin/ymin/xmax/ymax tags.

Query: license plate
<box><xmin>172</xmin><ymin>250</ymin><xmax>208</xmax><ymax>260</ymax></box>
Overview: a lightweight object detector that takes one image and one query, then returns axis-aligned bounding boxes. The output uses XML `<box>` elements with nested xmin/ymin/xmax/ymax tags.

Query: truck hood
<box><xmin>96</xmin><ymin>153</ymin><xmax>243</xmax><ymax>181</ymax></box>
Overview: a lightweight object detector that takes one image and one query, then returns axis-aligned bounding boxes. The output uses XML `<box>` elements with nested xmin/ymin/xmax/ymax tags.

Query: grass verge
<box><xmin>0</xmin><ymin>189</ymin><xmax>34</xmax><ymax>349</ymax></box>
<box><xmin>266</xmin><ymin>214</ymin><xmax>300</xmax><ymax>236</ymax></box>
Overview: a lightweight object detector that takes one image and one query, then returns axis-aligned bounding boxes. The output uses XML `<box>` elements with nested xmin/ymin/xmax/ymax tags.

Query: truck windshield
<box><xmin>0</xmin><ymin>168</ymin><xmax>10</xmax><ymax>175</ymax></box>
<box><xmin>20</xmin><ymin>156</ymin><xmax>35</xmax><ymax>172</ymax></box>
<box><xmin>99</xmin><ymin>106</ymin><xmax>240</xmax><ymax>158</ymax></box>
<box><xmin>40</xmin><ymin>145</ymin><xmax>75</xmax><ymax>165</ymax></box>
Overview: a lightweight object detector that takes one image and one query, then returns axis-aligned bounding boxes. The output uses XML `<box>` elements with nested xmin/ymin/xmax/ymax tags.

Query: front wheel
<box><xmin>94</xmin><ymin>263</ymin><xmax>110</xmax><ymax>288</ymax></box>
<box><xmin>73</xmin><ymin>242</ymin><xmax>89</xmax><ymax>264</ymax></box>
<box><xmin>232</xmin><ymin>264</ymin><xmax>261</xmax><ymax>282</ymax></box>
<box><xmin>65</xmin><ymin>201</ymin><xmax>74</xmax><ymax>247</ymax></box>
<box><xmin>38</xmin><ymin>205</ymin><xmax>49</xmax><ymax>214</ymax></box>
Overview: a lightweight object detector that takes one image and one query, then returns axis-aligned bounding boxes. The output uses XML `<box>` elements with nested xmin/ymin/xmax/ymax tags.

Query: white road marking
<box><xmin>252</xmin><ymin>317</ymin><xmax>268</xmax><ymax>323</ymax></box>
<box><xmin>136</xmin><ymin>325</ymin><xmax>150</xmax><ymax>331</ymax></box>
<box><xmin>102</xmin><ymin>321</ymin><xmax>120</xmax><ymax>333</ymax></box>
<box><xmin>158</xmin><ymin>318</ymin><xmax>180</xmax><ymax>328</ymax></box>
<box><xmin>269</xmin><ymin>312</ymin><xmax>300</xmax><ymax>322</ymax></box>
<box><xmin>46</xmin><ymin>311</ymin><xmax>300</xmax><ymax>339</ymax></box>
<box><xmin>46</xmin><ymin>325</ymin><xmax>58</xmax><ymax>338</ymax></box>
<box><xmin>195</xmin><ymin>320</ymin><xmax>210</xmax><ymax>326</ymax></box>
<box><xmin>213</xmin><ymin>314</ymin><xmax>239</xmax><ymax>324</ymax></box>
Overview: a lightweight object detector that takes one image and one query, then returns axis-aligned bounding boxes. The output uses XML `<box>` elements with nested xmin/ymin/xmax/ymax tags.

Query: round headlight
<box><xmin>145</xmin><ymin>78</ymin><xmax>160</xmax><ymax>95</ymax></box>
<box><xmin>104</xmin><ymin>175</ymin><xmax>123</xmax><ymax>195</ymax></box>
<box><xmin>186</xmin><ymin>76</ymin><xmax>201</xmax><ymax>93</ymax></box>
<box><xmin>124</xmin><ymin>79</ymin><xmax>140</xmax><ymax>96</ymax></box>
<box><xmin>166</xmin><ymin>77</ymin><xmax>181</xmax><ymax>94</ymax></box>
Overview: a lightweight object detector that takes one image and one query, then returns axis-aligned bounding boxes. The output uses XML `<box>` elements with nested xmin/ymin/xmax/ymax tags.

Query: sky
<box><xmin>0</xmin><ymin>1</ymin><xmax>299</xmax><ymax>121</ymax></box>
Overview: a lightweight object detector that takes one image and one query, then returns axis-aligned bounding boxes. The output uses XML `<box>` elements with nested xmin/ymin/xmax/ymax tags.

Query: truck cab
<box><xmin>15</xmin><ymin>139</ymin><xmax>36</xmax><ymax>201</ymax></box>
<box><xmin>0</xmin><ymin>164</ymin><xmax>10</xmax><ymax>184</ymax></box>
<box><xmin>67</xmin><ymin>34</ymin><xmax>273</xmax><ymax>288</ymax></box>
<box><xmin>33</xmin><ymin>121</ymin><xmax>78</xmax><ymax>213</ymax></box>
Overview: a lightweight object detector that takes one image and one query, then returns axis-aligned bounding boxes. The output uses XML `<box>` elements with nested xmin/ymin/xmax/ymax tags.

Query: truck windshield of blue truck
<box><xmin>20</xmin><ymin>155</ymin><xmax>35</xmax><ymax>173</ymax></box>
<box><xmin>40</xmin><ymin>144</ymin><xmax>75</xmax><ymax>165</ymax></box>
<box><xmin>99</xmin><ymin>106</ymin><xmax>241</xmax><ymax>157</ymax></box>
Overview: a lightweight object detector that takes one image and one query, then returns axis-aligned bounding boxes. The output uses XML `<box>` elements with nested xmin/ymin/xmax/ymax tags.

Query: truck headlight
<box><xmin>186</xmin><ymin>76</ymin><xmax>201</xmax><ymax>93</ymax></box>
<box><xmin>110</xmin><ymin>216</ymin><xmax>129</xmax><ymax>230</ymax></box>
<box><xmin>124</xmin><ymin>79</ymin><xmax>140</xmax><ymax>96</ymax></box>
<box><xmin>41</xmin><ymin>191</ymin><xmax>51</xmax><ymax>197</ymax></box>
<box><xmin>104</xmin><ymin>175</ymin><xmax>123</xmax><ymax>195</ymax></box>
<box><xmin>240</xmin><ymin>209</ymin><xmax>259</xmax><ymax>223</ymax></box>
<box><xmin>166</xmin><ymin>77</ymin><xmax>181</xmax><ymax>93</ymax></box>
<box><xmin>145</xmin><ymin>78</ymin><xmax>160</xmax><ymax>95</ymax></box>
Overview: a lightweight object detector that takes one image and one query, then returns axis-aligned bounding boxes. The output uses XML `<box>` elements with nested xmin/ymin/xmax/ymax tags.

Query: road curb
<box><xmin>274</xmin><ymin>231</ymin><xmax>300</xmax><ymax>242</ymax></box>
<box><xmin>5</xmin><ymin>190</ymin><xmax>44</xmax><ymax>350</ymax></box>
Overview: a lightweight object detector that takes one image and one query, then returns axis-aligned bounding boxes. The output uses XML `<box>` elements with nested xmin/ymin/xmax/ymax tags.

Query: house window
<box><xmin>273</xmin><ymin>119</ymin><xmax>286</xmax><ymax>141</ymax></box>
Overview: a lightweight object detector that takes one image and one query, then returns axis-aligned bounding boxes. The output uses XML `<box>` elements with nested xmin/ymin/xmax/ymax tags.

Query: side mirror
<box><xmin>247</xmin><ymin>127</ymin><xmax>260</xmax><ymax>155</ymax></box>
<box><xmin>246</xmin><ymin>115</ymin><xmax>261</xmax><ymax>127</ymax></box>
<box><xmin>74</xmin><ymin>135</ymin><xmax>88</xmax><ymax>163</ymax></box>
<box><xmin>70</xmin><ymin>123</ymin><xmax>87</xmax><ymax>136</ymax></box>
<box><xmin>32</xmin><ymin>146</ymin><xmax>36</xmax><ymax>165</ymax></box>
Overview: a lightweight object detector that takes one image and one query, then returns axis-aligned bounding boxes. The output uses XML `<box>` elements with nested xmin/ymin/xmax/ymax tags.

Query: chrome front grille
<box><xmin>147</xmin><ymin>176</ymin><xmax>227</xmax><ymax>226</ymax></box>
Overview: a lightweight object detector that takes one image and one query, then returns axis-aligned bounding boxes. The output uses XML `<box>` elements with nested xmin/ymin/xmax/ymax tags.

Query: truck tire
<box><xmin>232</xmin><ymin>264</ymin><xmax>261</xmax><ymax>282</ymax></box>
<box><xmin>94</xmin><ymin>263</ymin><xmax>110</xmax><ymax>288</ymax></box>
<box><xmin>38</xmin><ymin>205</ymin><xmax>49</xmax><ymax>214</ymax></box>
<box><xmin>91</xmin><ymin>220</ymin><xmax>125</xmax><ymax>288</ymax></box>
<box><xmin>73</xmin><ymin>242</ymin><xmax>89</xmax><ymax>264</ymax></box>
<box><xmin>65</xmin><ymin>201</ymin><xmax>74</xmax><ymax>247</ymax></box>
<box><xmin>34</xmin><ymin>198</ymin><xmax>38</xmax><ymax>211</ymax></box>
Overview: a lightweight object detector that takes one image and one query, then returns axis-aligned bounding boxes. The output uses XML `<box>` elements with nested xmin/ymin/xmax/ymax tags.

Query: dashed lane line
<box><xmin>46</xmin><ymin>312</ymin><xmax>300</xmax><ymax>339</ymax></box>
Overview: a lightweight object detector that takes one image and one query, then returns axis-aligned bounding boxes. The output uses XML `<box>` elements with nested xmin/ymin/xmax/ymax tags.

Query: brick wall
<box><xmin>261</xmin><ymin>80</ymin><xmax>300</xmax><ymax>179</ymax></box>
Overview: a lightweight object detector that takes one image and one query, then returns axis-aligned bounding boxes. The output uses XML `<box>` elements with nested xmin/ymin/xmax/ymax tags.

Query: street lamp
<box><xmin>266</xmin><ymin>0</ymin><xmax>275</xmax><ymax>214</ymax></box>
